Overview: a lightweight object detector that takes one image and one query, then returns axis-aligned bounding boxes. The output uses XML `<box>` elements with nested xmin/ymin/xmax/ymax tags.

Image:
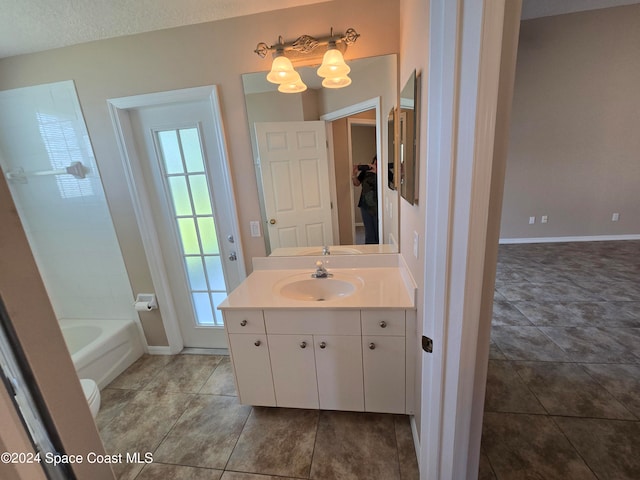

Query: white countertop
<box><xmin>218</xmin><ymin>266</ymin><xmax>416</xmax><ymax>310</ymax></box>
<box><xmin>269</xmin><ymin>244</ymin><xmax>398</xmax><ymax>256</ymax></box>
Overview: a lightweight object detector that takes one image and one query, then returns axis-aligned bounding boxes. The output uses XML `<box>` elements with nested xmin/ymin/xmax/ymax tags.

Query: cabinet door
<box><xmin>228</xmin><ymin>334</ymin><xmax>275</xmax><ymax>406</ymax></box>
<box><xmin>314</xmin><ymin>335</ymin><xmax>364</xmax><ymax>411</ymax></box>
<box><xmin>363</xmin><ymin>335</ymin><xmax>405</xmax><ymax>413</ymax></box>
<box><xmin>268</xmin><ymin>334</ymin><xmax>319</xmax><ymax>409</ymax></box>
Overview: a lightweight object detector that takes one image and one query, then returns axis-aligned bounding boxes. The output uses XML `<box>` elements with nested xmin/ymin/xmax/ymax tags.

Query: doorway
<box><xmin>348</xmin><ymin>119</ymin><xmax>377</xmax><ymax>245</ymax></box>
<box><xmin>322</xmin><ymin>98</ymin><xmax>383</xmax><ymax>247</ymax></box>
<box><xmin>108</xmin><ymin>86</ymin><xmax>245</xmax><ymax>350</ymax></box>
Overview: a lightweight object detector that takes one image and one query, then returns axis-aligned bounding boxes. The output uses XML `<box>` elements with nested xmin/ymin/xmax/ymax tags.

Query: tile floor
<box><xmin>480</xmin><ymin>240</ymin><xmax>640</xmax><ymax>480</ymax></box>
<box><xmin>99</xmin><ymin>240</ymin><xmax>639</xmax><ymax>480</ymax></box>
<box><xmin>98</xmin><ymin>353</ymin><xmax>420</xmax><ymax>480</ymax></box>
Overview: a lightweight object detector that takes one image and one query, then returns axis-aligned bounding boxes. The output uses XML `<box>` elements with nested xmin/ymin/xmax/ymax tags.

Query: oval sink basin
<box><xmin>274</xmin><ymin>273</ymin><xmax>363</xmax><ymax>302</ymax></box>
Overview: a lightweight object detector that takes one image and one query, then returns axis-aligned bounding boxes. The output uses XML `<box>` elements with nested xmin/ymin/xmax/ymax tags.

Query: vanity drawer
<box><xmin>361</xmin><ymin>310</ymin><xmax>405</xmax><ymax>336</ymax></box>
<box><xmin>224</xmin><ymin>310</ymin><xmax>265</xmax><ymax>333</ymax></box>
<box><xmin>264</xmin><ymin>309</ymin><xmax>361</xmax><ymax>335</ymax></box>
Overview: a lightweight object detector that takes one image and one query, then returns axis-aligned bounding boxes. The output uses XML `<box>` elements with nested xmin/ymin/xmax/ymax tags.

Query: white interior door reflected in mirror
<box><xmin>255</xmin><ymin>121</ymin><xmax>333</xmax><ymax>249</ymax></box>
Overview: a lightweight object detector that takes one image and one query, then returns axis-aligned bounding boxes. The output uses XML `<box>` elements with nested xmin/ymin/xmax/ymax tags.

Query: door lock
<box><xmin>228</xmin><ymin>252</ymin><xmax>237</xmax><ymax>261</ymax></box>
<box><xmin>227</xmin><ymin>234</ymin><xmax>235</xmax><ymax>243</ymax></box>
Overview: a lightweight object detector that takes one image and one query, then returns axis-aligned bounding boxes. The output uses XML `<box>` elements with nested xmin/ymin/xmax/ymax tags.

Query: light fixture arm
<box><xmin>254</xmin><ymin>27</ymin><xmax>360</xmax><ymax>59</ymax></box>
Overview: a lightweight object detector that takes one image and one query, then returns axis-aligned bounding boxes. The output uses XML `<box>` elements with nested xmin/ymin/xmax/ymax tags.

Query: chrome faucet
<box><xmin>311</xmin><ymin>260</ymin><xmax>332</xmax><ymax>278</ymax></box>
<box><xmin>322</xmin><ymin>245</ymin><xmax>330</xmax><ymax>255</ymax></box>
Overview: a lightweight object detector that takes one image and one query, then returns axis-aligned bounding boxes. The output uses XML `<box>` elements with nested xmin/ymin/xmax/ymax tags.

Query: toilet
<box><xmin>80</xmin><ymin>379</ymin><xmax>101</xmax><ymax>418</ymax></box>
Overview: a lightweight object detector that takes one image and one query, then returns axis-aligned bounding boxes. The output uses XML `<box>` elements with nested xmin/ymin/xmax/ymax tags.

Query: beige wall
<box><xmin>501</xmin><ymin>4</ymin><xmax>640</xmax><ymax>239</ymax></box>
<box><xmin>0</xmin><ymin>0</ymin><xmax>400</xmax><ymax>346</ymax></box>
<box><xmin>399</xmin><ymin>0</ymin><xmax>428</xmax><ymax>439</ymax></box>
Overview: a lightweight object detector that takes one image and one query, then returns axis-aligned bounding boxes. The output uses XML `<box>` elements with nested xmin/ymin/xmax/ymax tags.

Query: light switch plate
<box><xmin>250</xmin><ymin>221</ymin><xmax>261</xmax><ymax>237</ymax></box>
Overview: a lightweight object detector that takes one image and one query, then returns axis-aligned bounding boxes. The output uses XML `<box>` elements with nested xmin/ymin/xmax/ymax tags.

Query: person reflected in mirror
<box><xmin>351</xmin><ymin>155</ymin><xmax>379</xmax><ymax>244</ymax></box>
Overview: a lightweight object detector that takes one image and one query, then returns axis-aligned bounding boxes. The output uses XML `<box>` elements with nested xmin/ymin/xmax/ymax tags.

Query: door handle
<box><xmin>228</xmin><ymin>252</ymin><xmax>237</xmax><ymax>261</ymax></box>
<box><xmin>269</xmin><ymin>219</ymin><xmax>277</xmax><ymax>225</ymax></box>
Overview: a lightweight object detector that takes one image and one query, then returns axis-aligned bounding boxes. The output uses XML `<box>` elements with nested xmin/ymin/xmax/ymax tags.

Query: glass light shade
<box><xmin>321</xmin><ymin>75</ymin><xmax>352</xmax><ymax>89</ymax></box>
<box><xmin>317</xmin><ymin>48</ymin><xmax>351</xmax><ymax>78</ymax></box>
<box><xmin>266</xmin><ymin>55</ymin><xmax>298</xmax><ymax>84</ymax></box>
<box><xmin>278</xmin><ymin>76</ymin><xmax>308</xmax><ymax>93</ymax></box>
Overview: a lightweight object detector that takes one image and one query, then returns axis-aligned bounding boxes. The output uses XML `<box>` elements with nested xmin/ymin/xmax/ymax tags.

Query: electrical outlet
<box><xmin>612</xmin><ymin>213</ymin><xmax>620</xmax><ymax>222</ymax></box>
<box><xmin>541</xmin><ymin>215</ymin><xmax>548</xmax><ymax>224</ymax></box>
<box><xmin>529</xmin><ymin>216</ymin><xmax>536</xmax><ymax>225</ymax></box>
<box><xmin>250</xmin><ymin>221</ymin><xmax>261</xmax><ymax>237</ymax></box>
<box><xmin>413</xmin><ymin>231</ymin><xmax>419</xmax><ymax>259</ymax></box>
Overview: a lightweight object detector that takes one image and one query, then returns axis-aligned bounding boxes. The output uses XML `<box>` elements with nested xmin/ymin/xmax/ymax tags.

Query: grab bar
<box><xmin>5</xmin><ymin>161</ymin><xmax>87</xmax><ymax>184</ymax></box>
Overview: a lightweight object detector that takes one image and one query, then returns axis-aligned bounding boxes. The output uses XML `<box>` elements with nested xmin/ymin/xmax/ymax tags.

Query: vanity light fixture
<box><xmin>254</xmin><ymin>27</ymin><xmax>360</xmax><ymax>93</ymax></box>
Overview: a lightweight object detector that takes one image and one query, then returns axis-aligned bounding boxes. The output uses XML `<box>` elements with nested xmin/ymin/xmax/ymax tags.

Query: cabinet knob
<box><xmin>379</xmin><ymin>321</ymin><xmax>387</xmax><ymax>328</ymax></box>
<box><xmin>254</xmin><ymin>340</ymin><xmax>261</xmax><ymax>347</ymax></box>
<box><xmin>240</xmin><ymin>319</ymin><xmax>248</xmax><ymax>327</ymax></box>
<box><xmin>369</xmin><ymin>342</ymin><xmax>376</xmax><ymax>350</ymax></box>
<box><xmin>319</xmin><ymin>341</ymin><xmax>327</xmax><ymax>349</ymax></box>
<box><xmin>300</xmin><ymin>341</ymin><xmax>307</xmax><ymax>349</ymax></box>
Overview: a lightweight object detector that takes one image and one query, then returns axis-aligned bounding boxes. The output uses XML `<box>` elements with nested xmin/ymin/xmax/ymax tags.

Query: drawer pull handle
<box><xmin>254</xmin><ymin>340</ymin><xmax>261</xmax><ymax>347</ymax></box>
<box><xmin>379</xmin><ymin>321</ymin><xmax>387</xmax><ymax>328</ymax></box>
<box><xmin>300</xmin><ymin>341</ymin><xmax>307</xmax><ymax>349</ymax></box>
<box><xmin>319</xmin><ymin>341</ymin><xmax>327</xmax><ymax>349</ymax></box>
<box><xmin>369</xmin><ymin>342</ymin><xmax>376</xmax><ymax>350</ymax></box>
<box><xmin>240</xmin><ymin>319</ymin><xmax>248</xmax><ymax>327</ymax></box>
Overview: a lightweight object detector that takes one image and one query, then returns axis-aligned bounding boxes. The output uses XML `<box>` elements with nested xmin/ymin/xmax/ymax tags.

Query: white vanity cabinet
<box><xmin>267</xmin><ymin>334</ymin><xmax>318</xmax><ymax>408</ymax></box>
<box><xmin>264</xmin><ymin>310</ymin><xmax>364</xmax><ymax>412</ymax></box>
<box><xmin>225</xmin><ymin>310</ymin><xmax>275</xmax><ymax>406</ymax></box>
<box><xmin>314</xmin><ymin>335</ymin><xmax>364</xmax><ymax>411</ymax></box>
<box><xmin>222</xmin><ymin>308</ymin><xmax>414</xmax><ymax>414</ymax></box>
<box><xmin>362</xmin><ymin>310</ymin><xmax>406</xmax><ymax>414</ymax></box>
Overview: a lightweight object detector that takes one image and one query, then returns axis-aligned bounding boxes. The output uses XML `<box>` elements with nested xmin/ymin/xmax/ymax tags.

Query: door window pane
<box><xmin>189</xmin><ymin>175</ymin><xmax>212</xmax><ymax>215</ymax></box>
<box><xmin>210</xmin><ymin>292</ymin><xmax>227</xmax><ymax>325</ymax></box>
<box><xmin>177</xmin><ymin>218</ymin><xmax>200</xmax><ymax>254</ymax></box>
<box><xmin>205</xmin><ymin>255</ymin><xmax>226</xmax><ymax>291</ymax></box>
<box><xmin>198</xmin><ymin>217</ymin><xmax>219</xmax><ymax>254</ymax></box>
<box><xmin>180</xmin><ymin>128</ymin><xmax>205</xmax><ymax>172</ymax></box>
<box><xmin>192</xmin><ymin>293</ymin><xmax>214</xmax><ymax>325</ymax></box>
<box><xmin>185</xmin><ymin>257</ymin><xmax>207</xmax><ymax>291</ymax></box>
<box><xmin>168</xmin><ymin>176</ymin><xmax>192</xmax><ymax>216</ymax></box>
<box><xmin>158</xmin><ymin>130</ymin><xmax>184</xmax><ymax>174</ymax></box>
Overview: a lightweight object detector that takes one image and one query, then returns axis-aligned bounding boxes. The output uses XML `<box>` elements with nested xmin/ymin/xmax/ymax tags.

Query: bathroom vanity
<box><xmin>218</xmin><ymin>254</ymin><xmax>416</xmax><ymax>414</ymax></box>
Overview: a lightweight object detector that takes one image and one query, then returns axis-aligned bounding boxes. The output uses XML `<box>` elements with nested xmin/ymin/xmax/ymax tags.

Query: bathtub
<box><xmin>60</xmin><ymin>319</ymin><xmax>144</xmax><ymax>389</ymax></box>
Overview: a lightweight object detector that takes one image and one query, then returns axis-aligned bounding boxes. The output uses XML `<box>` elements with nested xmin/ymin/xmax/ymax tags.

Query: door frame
<box><xmin>321</xmin><ymin>97</ymin><xmax>383</xmax><ymax>244</ymax></box>
<box><xmin>107</xmin><ymin>85</ymin><xmax>246</xmax><ymax>354</ymax></box>
<box><xmin>346</xmin><ymin>117</ymin><xmax>377</xmax><ymax>244</ymax></box>
<box><xmin>420</xmin><ymin>0</ymin><xmax>521</xmax><ymax>478</ymax></box>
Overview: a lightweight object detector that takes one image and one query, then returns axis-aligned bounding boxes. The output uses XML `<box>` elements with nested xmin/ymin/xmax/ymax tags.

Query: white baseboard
<box><xmin>499</xmin><ymin>234</ymin><xmax>640</xmax><ymax>245</ymax></box>
<box><xmin>147</xmin><ymin>345</ymin><xmax>173</xmax><ymax>355</ymax></box>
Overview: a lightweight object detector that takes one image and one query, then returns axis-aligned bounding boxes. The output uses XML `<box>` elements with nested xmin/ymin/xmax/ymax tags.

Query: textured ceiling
<box><xmin>0</xmin><ymin>0</ymin><xmax>332</xmax><ymax>59</ymax></box>
<box><xmin>1</xmin><ymin>0</ymin><xmax>639</xmax><ymax>59</ymax></box>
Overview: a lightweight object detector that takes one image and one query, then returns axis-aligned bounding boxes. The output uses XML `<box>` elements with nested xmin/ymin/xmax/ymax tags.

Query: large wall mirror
<box><xmin>242</xmin><ymin>54</ymin><xmax>399</xmax><ymax>256</ymax></box>
<box><xmin>400</xmin><ymin>70</ymin><xmax>419</xmax><ymax>205</ymax></box>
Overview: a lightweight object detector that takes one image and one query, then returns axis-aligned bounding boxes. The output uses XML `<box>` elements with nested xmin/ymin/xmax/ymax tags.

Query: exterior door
<box><xmin>255</xmin><ymin>121</ymin><xmax>333</xmax><ymax>249</ymax></box>
<box><xmin>128</xmin><ymin>99</ymin><xmax>240</xmax><ymax>348</ymax></box>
